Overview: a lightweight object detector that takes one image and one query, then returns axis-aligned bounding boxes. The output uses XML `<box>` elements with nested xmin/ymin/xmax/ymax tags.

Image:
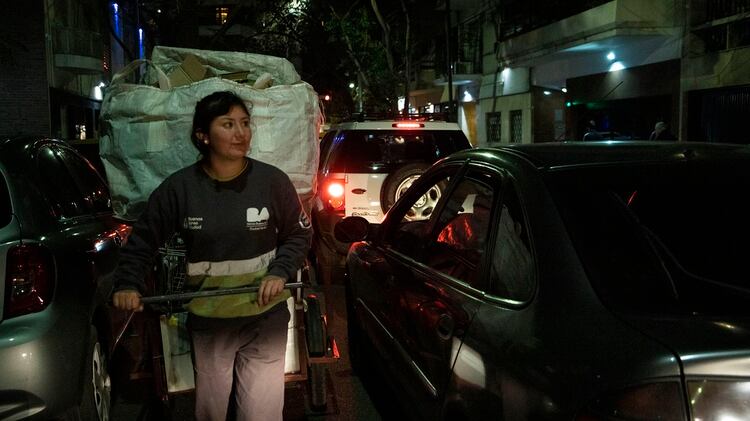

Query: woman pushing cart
<box><xmin>112</xmin><ymin>91</ymin><xmax>326</xmax><ymax>421</ymax></box>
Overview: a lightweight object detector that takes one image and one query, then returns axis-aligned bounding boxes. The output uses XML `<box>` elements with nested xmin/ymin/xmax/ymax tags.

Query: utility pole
<box><xmin>445</xmin><ymin>0</ymin><xmax>454</xmax><ymax>121</ymax></box>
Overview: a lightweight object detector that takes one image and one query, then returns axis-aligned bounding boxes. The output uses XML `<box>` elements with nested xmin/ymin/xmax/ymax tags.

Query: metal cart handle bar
<box><xmin>111</xmin><ymin>282</ymin><xmax>304</xmax><ymax>354</ymax></box>
<box><xmin>140</xmin><ymin>282</ymin><xmax>305</xmax><ymax>304</ymax></box>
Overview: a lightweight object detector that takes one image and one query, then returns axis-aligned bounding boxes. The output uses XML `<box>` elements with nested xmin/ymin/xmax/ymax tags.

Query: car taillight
<box><xmin>576</xmin><ymin>381</ymin><xmax>686</xmax><ymax>421</ymax></box>
<box><xmin>4</xmin><ymin>244</ymin><xmax>55</xmax><ymax>319</ymax></box>
<box><xmin>324</xmin><ymin>179</ymin><xmax>345</xmax><ymax>211</ymax></box>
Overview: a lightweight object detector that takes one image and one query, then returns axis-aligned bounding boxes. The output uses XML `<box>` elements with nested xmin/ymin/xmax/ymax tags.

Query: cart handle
<box><xmin>110</xmin><ymin>282</ymin><xmax>305</xmax><ymax>355</ymax></box>
<box><xmin>140</xmin><ymin>282</ymin><xmax>305</xmax><ymax>304</ymax></box>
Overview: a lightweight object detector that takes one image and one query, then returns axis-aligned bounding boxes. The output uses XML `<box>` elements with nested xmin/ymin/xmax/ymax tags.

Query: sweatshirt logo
<box><xmin>184</xmin><ymin>216</ymin><xmax>203</xmax><ymax>230</ymax></box>
<box><xmin>246</xmin><ymin>207</ymin><xmax>269</xmax><ymax>231</ymax></box>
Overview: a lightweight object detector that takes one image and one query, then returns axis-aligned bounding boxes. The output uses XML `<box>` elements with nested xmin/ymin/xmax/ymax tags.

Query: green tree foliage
<box><xmin>323</xmin><ymin>0</ymin><xmax>445</xmax><ymax>115</ymax></box>
<box><xmin>325</xmin><ymin>2</ymin><xmax>397</xmax><ymax>113</ymax></box>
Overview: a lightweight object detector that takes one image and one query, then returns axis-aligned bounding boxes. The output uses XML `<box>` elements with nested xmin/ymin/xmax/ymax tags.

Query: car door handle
<box><xmin>436</xmin><ymin>314</ymin><xmax>454</xmax><ymax>341</ymax></box>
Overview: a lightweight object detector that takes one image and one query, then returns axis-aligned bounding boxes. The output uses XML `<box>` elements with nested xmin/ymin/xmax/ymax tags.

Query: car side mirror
<box><xmin>334</xmin><ymin>216</ymin><xmax>371</xmax><ymax>243</ymax></box>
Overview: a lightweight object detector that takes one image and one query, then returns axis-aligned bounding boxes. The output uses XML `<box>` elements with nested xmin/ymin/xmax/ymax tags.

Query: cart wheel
<box><xmin>304</xmin><ymin>295</ymin><xmax>328</xmax><ymax>411</ymax></box>
<box><xmin>309</xmin><ymin>363</ymin><xmax>327</xmax><ymax>412</ymax></box>
<box><xmin>302</xmin><ymin>257</ymin><xmax>317</xmax><ymax>286</ymax></box>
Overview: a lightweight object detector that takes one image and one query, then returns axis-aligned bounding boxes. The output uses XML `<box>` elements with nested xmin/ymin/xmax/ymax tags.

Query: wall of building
<box><xmin>532</xmin><ymin>87</ymin><xmax>566</xmax><ymax>142</ymax></box>
<box><xmin>682</xmin><ymin>47</ymin><xmax>750</xmax><ymax>92</ymax></box>
<box><xmin>680</xmin><ymin>1</ymin><xmax>750</xmax><ymax>143</ymax></box>
<box><xmin>566</xmin><ymin>59</ymin><xmax>680</xmax><ymax>139</ymax></box>
<box><xmin>0</xmin><ymin>1</ymin><xmax>51</xmax><ymax>137</ymax></box>
<box><xmin>477</xmin><ymin>91</ymin><xmax>532</xmax><ymax>146</ymax></box>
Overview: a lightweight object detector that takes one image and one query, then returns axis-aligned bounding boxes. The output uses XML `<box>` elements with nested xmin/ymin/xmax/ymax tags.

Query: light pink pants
<box><xmin>188</xmin><ymin>303</ymin><xmax>290</xmax><ymax>421</ymax></box>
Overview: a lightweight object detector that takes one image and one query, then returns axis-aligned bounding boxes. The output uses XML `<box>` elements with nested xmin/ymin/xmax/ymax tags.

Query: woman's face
<box><xmin>201</xmin><ymin>105</ymin><xmax>251</xmax><ymax>161</ymax></box>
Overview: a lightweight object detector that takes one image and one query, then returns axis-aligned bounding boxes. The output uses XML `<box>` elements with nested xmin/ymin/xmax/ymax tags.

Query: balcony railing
<box><xmin>691</xmin><ymin>0</ymin><xmax>750</xmax><ymax>53</ymax></box>
<box><xmin>435</xmin><ymin>17</ymin><xmax>482</xmax><ymax>80</ymax></box>
<box><xmin>706</xmin><ymin>0</ymin><xmax>750</xmax><ymax>22</ymax></box>
<box><xmin>494</xmin><ymin>0</ymin><xmax>611</xmax><ymax>41</ymax></box>
<box><xmin>51</xmin><ymin>26</ymin><xmax>103</xmax><ymax>59</ymax></box>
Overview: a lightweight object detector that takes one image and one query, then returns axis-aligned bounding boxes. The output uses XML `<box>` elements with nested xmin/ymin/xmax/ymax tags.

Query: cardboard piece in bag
<box><xmin>219</xmin><ymin>71</ymin><xmax>251</xmax><ymax>82</ymax></box>
<box><xmin>168</xmin><ymin>54</ymin><xmax>206</xmax><ymax>87</ymax></box>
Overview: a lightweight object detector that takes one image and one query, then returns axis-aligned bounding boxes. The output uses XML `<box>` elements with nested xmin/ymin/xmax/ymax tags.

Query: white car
<box><xmin>311</xmin><ymin>118</ymin><xmax>472</xmax><ymax>283</ymax></box>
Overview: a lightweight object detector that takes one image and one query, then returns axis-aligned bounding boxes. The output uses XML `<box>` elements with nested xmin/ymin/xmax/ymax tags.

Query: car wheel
<box><xmin>381</xmin><ymin>163</ymin><xmax>442</xmax><ymax>220</ymax></box>
<box><xmin>69</xmin><ymin>326</ymin><xmax>111</xmax><ymax>421</ymax></box>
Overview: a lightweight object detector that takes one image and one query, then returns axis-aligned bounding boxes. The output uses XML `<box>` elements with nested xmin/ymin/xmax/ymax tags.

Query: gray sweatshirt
<box><xmin>113</xmin><ymin>158</ymin><xmax>312</xmax><ymax>317</ymax></box>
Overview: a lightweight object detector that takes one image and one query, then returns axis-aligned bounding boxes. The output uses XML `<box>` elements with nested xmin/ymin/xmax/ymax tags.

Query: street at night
<box><xmin>3</xmin><ymin>0</ymin><xmax>750</xmax><ymax>420</ymax></box>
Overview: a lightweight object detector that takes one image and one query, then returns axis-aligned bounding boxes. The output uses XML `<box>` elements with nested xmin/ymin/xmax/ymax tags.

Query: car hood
<box><xmin>626</xmin><ymin>316</ymin><xmax>750</xmax><ymax>377</ymax></box>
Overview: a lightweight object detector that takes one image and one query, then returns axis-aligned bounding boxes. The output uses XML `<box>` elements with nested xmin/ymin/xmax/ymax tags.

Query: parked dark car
<box><xmin>0</xmin><ymin>137</ymin><xmax>130</xmax><ymax>420</ymax></box>
<box><xmin>336</xmin><ymin>141</ymin><xmax>750</xmax><ymax>420</ymax></box>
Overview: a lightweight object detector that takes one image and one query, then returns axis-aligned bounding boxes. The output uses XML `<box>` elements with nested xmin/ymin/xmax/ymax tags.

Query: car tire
<box><xmin>68</xmin><ymin>326</ymin><xmax>112</xmax><ymax>421</ymax></box>
<box><xmin>380</xmin><ymin>163</ymin><xmax>443</xmax><ymax>220</ymax></box>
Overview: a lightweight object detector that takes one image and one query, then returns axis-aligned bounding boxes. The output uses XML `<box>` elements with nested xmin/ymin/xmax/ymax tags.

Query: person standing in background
<box><xmin>583</xmin><ymin>119</ymin><xmax>603</xmax><ymax>141</ymax></box>
<box><xmin>649</xmin><ymin>121</ymin><xmax>676</xmax><ymax>140</ymax></box>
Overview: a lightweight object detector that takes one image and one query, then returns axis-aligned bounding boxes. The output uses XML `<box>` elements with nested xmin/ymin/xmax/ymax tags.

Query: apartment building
<box><xmin>1</xmin><ymin>0</ymin><xmax>146</xmax><ymax>141</ymax></box>
<box><xmin>682</xmin><ymin>0</ymin><xmax>750</xmax><ymax>143</ymax></box>
<box><xmin>424</xmin><ymin>0</ymin><xmax>750</xmax><ymax>145</ymax></box>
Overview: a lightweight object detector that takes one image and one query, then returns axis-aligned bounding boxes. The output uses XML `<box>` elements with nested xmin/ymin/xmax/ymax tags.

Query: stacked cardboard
<box><xmin>167</xmin><ymin>53</ymin><xmax>269</xmax><ymax>88</ymax></box>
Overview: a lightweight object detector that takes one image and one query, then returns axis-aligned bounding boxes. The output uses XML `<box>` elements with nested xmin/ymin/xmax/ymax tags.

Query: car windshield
<box><xmin>547</xmin><ymin>160</ymin><xmax>750</xmax><ymax>316</ymax></box>
<box><xmin>326</xmin><ymin>130</ymin><xmax>466</xmax><ymax>173</ymax></box>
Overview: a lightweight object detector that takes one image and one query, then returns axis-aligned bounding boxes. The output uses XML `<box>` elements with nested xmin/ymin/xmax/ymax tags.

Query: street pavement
<box><xmin>109</xmin><ymin>284</ymin><xmax>395</xmax><ymax>420</ymax></box>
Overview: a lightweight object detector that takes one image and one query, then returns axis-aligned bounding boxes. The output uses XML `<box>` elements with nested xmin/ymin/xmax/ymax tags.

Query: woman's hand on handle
<box><xmin>258</xmin><ymin>275</ymin><xmax>285</xmax><ymax>307</ymax></box>
<box><xmin>112</xmin><ymin>289</ymin><xmax>144</xmax><ymax>312</ymax></box>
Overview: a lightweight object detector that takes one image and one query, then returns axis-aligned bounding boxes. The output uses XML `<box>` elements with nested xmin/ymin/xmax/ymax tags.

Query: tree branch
<box><xmin>369</xmin><ymin>0</ymin><xmax>393</xmax><ymax>71</ymax></box>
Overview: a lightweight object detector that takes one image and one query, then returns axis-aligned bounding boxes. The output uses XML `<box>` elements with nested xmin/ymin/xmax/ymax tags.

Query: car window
<box><xmin>319</xmin><ymin>130</ymin><xmax>337</xmax><ymax>171</ymax></box>
<box><xmin>548</xmin><ymin>161</ymin><xmax>750</xmax><ymax>316</ymax></box>
<box><xmin>489</xmin><ymin>183</ymin><xmax>534</xmax><ymax>301</ymax></box>
<box><xmin>56</xmin><ymin>146</ymin><xmax>111</xmax><ymax>213</ymax></box>
<box><xmin>393</xmin><ymin>171</ymin><xmax>495</xmax><ymax>289</ymax></box>
<box><xmin>36</xmin><ymin>145</ymin><xmax>88</xmax><ymax>218</ymax></box>
<box><xmin>326</xmin><ymin>130</ymin><xmax>468</xmax><ymax>173</ymax></box>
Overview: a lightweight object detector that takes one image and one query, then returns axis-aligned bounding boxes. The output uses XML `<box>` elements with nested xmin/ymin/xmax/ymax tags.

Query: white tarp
<box><xmin>99</xmin><ymin>46</ymin><xmax>321</xmax><ymax>221</ymax></box>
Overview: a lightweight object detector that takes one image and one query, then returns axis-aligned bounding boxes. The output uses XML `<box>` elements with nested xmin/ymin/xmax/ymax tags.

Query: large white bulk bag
<box><xmin>99</xmin><ymin>47</ymin><xmax>321</xmax><ymax>221</ymax></box>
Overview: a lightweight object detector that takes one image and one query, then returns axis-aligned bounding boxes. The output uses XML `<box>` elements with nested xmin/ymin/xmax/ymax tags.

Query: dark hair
<box><xmin>191</xmin><ymin>91</ymin><xmax>253</xmax><ymax>157</ymax></box>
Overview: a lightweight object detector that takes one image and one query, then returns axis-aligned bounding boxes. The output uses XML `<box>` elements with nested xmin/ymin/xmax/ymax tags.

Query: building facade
<box><xmin>424</xmin><ymin>0</ymin><xmax>750</xmax><ymax>146</ymax></box>
<box><xmin>1</xmin><ymin>0</ymin><xmax>147</xmax><ymax>142</ymax></box>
